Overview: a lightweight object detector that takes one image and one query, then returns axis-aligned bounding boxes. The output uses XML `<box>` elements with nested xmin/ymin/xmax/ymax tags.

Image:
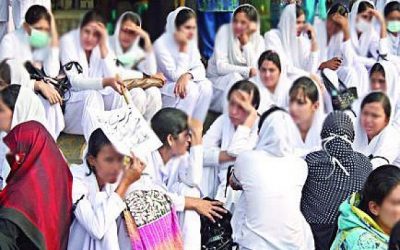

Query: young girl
<box><xmin>202</xmin><ymin>80</ymin><xmax>259</xmax><ymax>209</ymax></box>
<box><xmin>349</xmin><ymin>0</ymin><xmax>388</xmax><ymax>68</ymax></box>
<box><xmin>60</xmin><ymin>10</ymin><xmax>130</xmax><ymax>139</ymax></box>
<box><xmin>0</xmin><ymin>5</ymin><xmax>65</xmax><ymax>137</ymax></box>
<box><xmin>367</xmin><ymin>61</ymin><xmax>400</xmax><ymax>127</ymax></box>
<box><xmin>0</xmin><ymin>58</ymin><xmax>64</xmax><ymax>139</ymax></box>
<box><xmin>265</xmin><ymin>4</ymin><xmax>319</xmax><ymax>80</ymax></box>
<box><xmin>144</xmin><ymin>108</ymin><xmax>226</xmax><ymax>248</ymax></box>
<box><xmin>301</xmin><ymin>111</ymin><xmax>372</xmax><ymax>250</ymax></box>
<box><xmin>383</xmin><ymin>1</ymin><xmax>400</xmax><ymax>70</ymax></box>
<box><xmin>252</xmin><ymin>50</ymin><xmax>291</xmax><ymax>113</ymax></box>
<box><xmin>354</xmin><ymin>92</ymin><xmax>400</xmax><ymax>168</ymax></box>
<box><xmin>0</xmin><ymin>121</ymin><xmax>72</xmax><ymax>250</ymax></box>
<box><xmin>331</xmin><ymin>165</ymin><xmax>400</xmax><ymax>249</ymax></box>
<box><xmin>109</xmin><ymin>11</ymin><xmax>163</xmax><ymax>120</ymax></box>
<box><xmin>0</xmin><ymin>84</ymin><xmax>47</xmax><ymax>189</ymax></box>
<box><xmin>153</xmin><ymin>7</ymin><xmax>212</xmax><ymax>122</ymax></box>
<box><xmin>207</xmin><ymin>4</ymin><xmax>264</xmax><ymax>113</ymax></box>
<box><xmin>68</xmin><ymin>128</ymin><xmax>145</xmax><ymax>250</ymax></box>
<box><xmin>289</xmin><ymin>76</ymin><xmax>325</xmax><ymax>157</ymax></box>
<box><xmin>231</xmin><ymin>126</ymin><xmax>314</xmax><ymax>249</ymax></box>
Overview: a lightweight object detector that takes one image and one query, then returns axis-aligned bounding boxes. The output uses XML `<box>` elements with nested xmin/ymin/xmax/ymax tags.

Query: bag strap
<box><xmin>369</xmin><ymin>155</ymin><xmax>390</xmax><ymax>165</ymax></box>
<box><xmin>320</xmin><ymin>69</ymin><xmax>339</xmax><ymax>94</ymax></box>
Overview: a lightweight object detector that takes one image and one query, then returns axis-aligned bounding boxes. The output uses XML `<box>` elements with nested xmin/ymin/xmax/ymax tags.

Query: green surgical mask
<box><xmin>387</xmin><ymin>20</ymin><xmax>400</xmax><ymax>33</ymax></box>
<box><xmin>29</xmin><ymin>27</ymin><xmax>50</xmax><ymax>48</ymax></box>
<box><xmin>117</xmin><ymin>53</ymin><xmax>136</xmax><ymax>67</ymax></box>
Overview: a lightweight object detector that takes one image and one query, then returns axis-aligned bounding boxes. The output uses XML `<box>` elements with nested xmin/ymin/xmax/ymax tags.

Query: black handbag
<box><xmin>24</xmin><ymin>61</ymin><xmax>72</xmax><ymax>103</ymax></box>
<box><xmin>200</xmin><ymin>197</ymin><xmax>235</xmax><ymax>250</ymax></box>
<box><xmin>321</xmin><ymin>70</ymin><xmax>358</xmax><ymax>111</ymax></box>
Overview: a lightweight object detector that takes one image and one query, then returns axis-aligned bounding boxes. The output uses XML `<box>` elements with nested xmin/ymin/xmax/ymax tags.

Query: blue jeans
<box><xmin>197</xmin><ymin>11</ymin><xmax>232</xmax><ymax>60</ymax></box>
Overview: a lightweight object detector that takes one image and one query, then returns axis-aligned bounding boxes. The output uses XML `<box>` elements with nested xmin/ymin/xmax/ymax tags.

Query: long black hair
<box><xmin>0</xmin><ymin>84</ymin><xmax>20</xmax><ymax>112</ymax></box>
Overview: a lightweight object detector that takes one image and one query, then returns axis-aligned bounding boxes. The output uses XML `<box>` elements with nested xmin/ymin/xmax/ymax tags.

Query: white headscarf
<box><xmin>277</xmin><ymin>4</ymin><xmax>303</xmax><ymax>68</ymax></box>
<box><xmin>10</xmin><ymin>86</ymin><xmax>47</xmax><ymax>130</ymax></box>
<box><xmin>372</xmin><ymin>60</ymin><xmax>400</xmax><ymax>106</ymax></box>
<box><xmin>5</xmin><ymin>58</ymin><xmax>35</xmax><ymax>89</ymax></box>
<box><xmin>109</xmin><ymin>12</ymin><xmax>142</xmax><ymax>59</ymax></box>
<box><xmin>353</xmin><ymin>91</ymin><xmax>400</xmax><ymax>167</ymax></box>
<box><xmin>350</xmin><ymin>0</ymin><xmax>376</xmax><ymax>57</ymax></box>
<box><xmin>256</xmin><ymin>110</ymin><xmax>301</xmax><ymax>157</ymax></box>
<box><xmin>227</xmin><ymin>4</ymin><xmax>262</xmax><ymax>66</ymax></box>
<box><xmin>252</xmin><ymin>54</ymin><xmax>291</xmax><ymax>113</ymax></box>
<box><xmin>291</xmin><ymin>77</ymin><xmax>326</xmax><ymax>157</ymax></box>
<box><xmin>165</xmin><ymin>7</ymin><xmax>197</xmax><ymax>44</ymax></box>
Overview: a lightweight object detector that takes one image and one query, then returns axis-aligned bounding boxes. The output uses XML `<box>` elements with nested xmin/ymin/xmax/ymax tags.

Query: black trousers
<box><xmin>310</xmin><ymin>223</ymin><xmax>338</xmax><ymax>250</ymax></box>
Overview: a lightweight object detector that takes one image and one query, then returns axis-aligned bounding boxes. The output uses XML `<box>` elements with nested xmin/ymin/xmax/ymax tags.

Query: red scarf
<box><xmin>0</xmin><ymin>121</ymin><xmax>73</xmax><ymax>250</ymax></box>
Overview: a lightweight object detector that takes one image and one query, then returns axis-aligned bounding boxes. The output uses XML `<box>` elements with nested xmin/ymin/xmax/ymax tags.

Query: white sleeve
<box><xmin>72</xmin><ymin>180</ymin><xmax>126</xmax><ymax>240</ymax></box>
<box><xmin>137</xmin><ymin>50</ymin><xmax>158</xmax><ymax>75</ymax></box>
<box><xmin>0</xmin><ymin>33</ymin><xmax>14</xmax><ymax>61</ymax></box>
<box><xmin>154</xmin><ymin>40</ymin><xmax>190</xmax><ymax>82</ymax></box>
<box><xmin>340</xmin><ymin>40</ymin><xmax>356</xmax><ymax>67</ymax></box>
<box><xmin>101</xmin><ymin>51</ymin><xmax>118</xmax><ymax>78</ymax></box>
<box><xmin>214</xmin><ymin>26</ymin><xmax>250</xmax><ymax>78</ymax></box>
<box><xmin>188</xmin><ymin>48</ymin><xmax>207</xmax><ymax>81</ymax></box>
<box><xmin>303</xmin><ymin>51</ymin><xmax>319</xmax><ymax>74</ymax></box>
<box><xmin>60</xmin><ymin>36</ymin><xmax>103</xmax><ymax>91</ymax></box>
<box><xmin>226</xmin><ymin>125</ymin><xmax>258</xmax><ymax>156</ymax></box>
<box><xmin>369</xmin><ymin>36</ymin><xmax>389</xmax><ymax>59</ymax></box>
<box><xmin>166</xmin><ymin>192</ymin><xmax>186</xmax><ymax>212</ymax></box>
<box><xmin>300</xmin><ymin>37</ymin><xmax>319</xmax><ymax>74</ymax></box>
<box><xmin>42</xmin><ymin>47</ymin><xmax>60</xmax><ymax>77</ymax></box>
<box><xmin>177</xmin><ymin>146</ymin><xmax>203</xmax><ymax>188</ymax></box>
<box><xmin>203</xmin><ymin>117</ymin><xmax>224</xmax><ymax>167</ymax></box>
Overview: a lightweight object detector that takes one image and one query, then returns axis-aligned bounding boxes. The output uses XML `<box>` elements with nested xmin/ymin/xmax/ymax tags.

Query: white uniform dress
<box><xmin>232</xmin><ymin>151</ymin><xmax>315</xmax><ymax>250</ymax></box>
<box><xmin>201</xmin><ymin>114</ymin><xmax>258</xmax><ymax>210</ymax></box>
<box><xmin>264</xmin><ymin>4</ymin><xmax>319</xmax><ymax>81</ymax></box>
<box><xmin>60</xmin><ymin>29</ymin><xmax>140</xmax><ymax>140</ymax></box>
<box><xmin>109</xmin><ymin>11</ymin><xmax>162</xmax><ymax>120</ymax></box>
<box><xmin>153</xmin><ymin>7</ymin><xmax>212</xmax><ymax>122</ymax></box>
<box><xmin>207</xmin><ymin>4</ymin><xmax>265</xmax><ymax>113</ymax></box>
<box><xmin>67</xmin><ymin>163</ymin><xmax>126</xmax><ymax>250</ymax></box>
<box><xmin>11</xmin><ymin>0</ymin><xmax>51</xmax><ymax>28</ymax></box>
<box><xmin>349</xmin><ymin>0</ymin><xmax>389</xmax><ymax>69</ymax></box>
